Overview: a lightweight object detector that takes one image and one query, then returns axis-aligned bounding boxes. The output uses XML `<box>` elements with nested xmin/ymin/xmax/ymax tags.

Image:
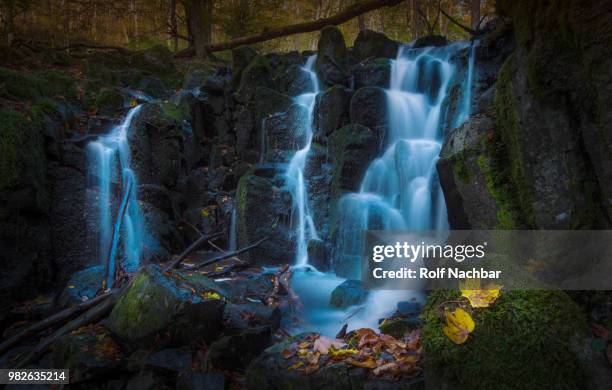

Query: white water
<box><xmin>87</xmin><ymin>105</ymin><xmax>146</xmax><ymax>288</ymax></box>
<box><xmin>229</xmin><ymin>206</ymin><xmax>237</xmax><ymax>252</ymax></box>
<box><xmin>286</xmin><ymin>55</ymin><xmax>321</xmax><ymax>266</ymax></box>
<box><xmin>292</xmin><ymin>43</ymin><xmax>475</xmax><ymax>335</ymax></box>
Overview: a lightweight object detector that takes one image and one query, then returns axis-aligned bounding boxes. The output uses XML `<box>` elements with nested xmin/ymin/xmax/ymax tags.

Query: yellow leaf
<box><xmin>287</xmin><ymin>361</ymin><xmax>303</xmax><ymax>370</ymax></box>
<box><xmin>443</xmin><ymin>307</ymin><xmax>475</xmax><ymax>344</ymax></box>
<box><xmin>328</xmin><ymin>347</ymin><xmax>358</xmax><ymax>359</ymax></box>
<box><xmin>130</xmin><ymin>99</ymin><xmax>137</xmax><ymax>107</ymax></box>
<box><xmin>202</xmin><ymin>291</ymin><xmax>221</xmax><ymax>300</ymax></box>
<box><xmin>201</xmin><ymin>208</ymin><xmax>210</xmax><ymax>217</ymax></box>
<box><xmin>460</xmin><ymin>278</ymin><xmax>502</xmax><ymax>308</ymax></box>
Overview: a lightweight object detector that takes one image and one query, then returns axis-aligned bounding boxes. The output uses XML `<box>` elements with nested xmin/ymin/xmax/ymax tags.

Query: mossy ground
<box><xmin>422</xmin><ymin>289</ymin><xmax>588</xmax><ymax>390</ymax></box>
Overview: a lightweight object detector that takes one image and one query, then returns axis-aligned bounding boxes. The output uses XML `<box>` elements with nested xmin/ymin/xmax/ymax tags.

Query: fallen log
<box><xmin>103</xmin><ymin>177</ymin><xmax>133</xmax><ymax>289</ymax></box>
<box><xmin>14</xmin><ymin>286</ymin><xmax>125</xmax><ymax>369</ymax></box>
<box><xmin>175</xmin><ymin>0</ymin><xmax>404</xmax><ymax>57</ymax></box>
<box><xmin>191</xmin><ymin>237</ymin><xmax>269</xmax><ymax>270</ymax></box>
<box><xmin>163</xmin><ymin>231</ymin><xmax>224</xmax><ymax>272</ymax></box>
<box><xmin>0</xmin><ymin>292</ymin><xmax>112</xmax><ymax>356</ymax></box>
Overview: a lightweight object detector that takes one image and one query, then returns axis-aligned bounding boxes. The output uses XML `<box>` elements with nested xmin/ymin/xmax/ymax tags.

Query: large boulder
<box><xmin>351</xmin><ymin>58</ymin><xmax>392</xmax><ymax>89</ymax></box>
<box><xmin>57</xmin><ymin>265</ymin><xmax>105</xmax><ymax>308</ymax></box>
<box><xmin>437</xmin><ymin>114</ymin><xmax>503</xmax><ymax>228</ymax></box>
<box><xmin>52</xmin><ymin>325</ymin><xmax>123</xmax><ymax>383</ymax></box>
<box><xmin>349</xmin><ymin>86</ymin><xmax>388</xmax><ymax>131</ymax></box>
<box><xmin>232</xmin><ymin>45</ymin><xmax>258</xmax><ymax>88</ymax></box>
<box><xmin>329</xmin><ymin>279</ymin><xmax>368</xmax><ymax>308</ymax></box>
<box><xmin>422</xmin><ymin>290</ymin><xmax>588</xmax><ymax>389</ymax></box>
<box><xmin>313</xmin><ymin>85</ymin><xmax>351</xmax><ymax>142</ymax></box>
<box><xmin>276</xmin><ymin>63</ymin><xmax>312</xmax><ymax>96</ymax></box>
<box><xmin>236</xmin><ymin>55</ymin><xmax>274</xmax><ymax>103</ymax></box>
<box><xmin>263</xmin><ymin>104</ymin><xmax>310</xmax><ymax>162</ymax></box>
<box><xmin>107</xmin><ymin>265</ymin><xmax>226</xmax><ymax>348</ymax></box>
<box><xmin>352</xmin><ymin>30</ymin><xmax>398</xmax><ymax>62</ymax></box>
<box><xmin>205</xmin><ymin>325</ymin><xmax>272</xmax><ymax>370</ymax></box>
<box><xmin>235</xmin><ymin>165</ymin><xmax>294</xmax><ymax>265</ymax></box>
<box><xmin>128</xmin><ymin>102</ymin><xmax>184</xmax><ymax>189</ymax></box>
<box><xmin>316</xmin><ymin>26</ymin><xmax>348</xmax><ymax>87</ymax></box>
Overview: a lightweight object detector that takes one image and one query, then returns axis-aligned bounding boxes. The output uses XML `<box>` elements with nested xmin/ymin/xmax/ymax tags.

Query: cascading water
<box><xmin>87</xmin><ymin>105</ymin><xmax>146</xmax><ymax>288</ymax></box>
<box><xmin>292</xmin><ymin>42</ymin><xmax>476</xmax><ymax>335</ymax></box>
<box><xmin>287</xmin><ymin>55</ymin><xmax>320</xmax><ymax>266</ymax></box>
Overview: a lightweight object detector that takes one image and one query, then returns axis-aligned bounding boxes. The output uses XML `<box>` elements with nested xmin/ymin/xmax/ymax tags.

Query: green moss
<box><xmin>160</xmin><ymin>101</ymin><xmax>188</xmax><ymax>122</ymax></box>
<box><xmin>452</xmin><ymin>153</ymin><xmax>471</xmax><ymax>184</ymax></box>
<box><xmin>422</xmin><ymin>289</ymin><xmax>588</xmax><ymax>389</ymax></box>
<box><xmin>95</xmin><ymin>87</ymin><xmax>124</xmax><ymax>114</ymax></box>
<box><xmin>0</xmin><ymin>67</ymin><xmax>76</xmax><ymax>102</ymax></box>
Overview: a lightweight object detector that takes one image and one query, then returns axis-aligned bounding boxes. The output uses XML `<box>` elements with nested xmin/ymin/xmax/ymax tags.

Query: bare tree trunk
<box><xmin>184</xmin><ymin>0</ymin><xmax>213</xmax><ymax>58</ymax></box>
<box><xmin>170</xmin><ymin>0</ymin><xmax>178</xmax><ymax>51</ymax></box>
<box><xmin>470</xmin><ymin>0</ymin><xmax>480</xmax><ymax>31</ymax></box>
<box><xmin>410</xmin><ymin>0</ymin><xmax>421</xmax><ymax>39</ymax></box>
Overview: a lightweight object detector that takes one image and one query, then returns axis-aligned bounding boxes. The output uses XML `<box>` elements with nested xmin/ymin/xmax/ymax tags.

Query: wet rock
<box><xmin>129</xmin><ymin>102</ymin><xmax>184</xmax><ymax>189</ymax></box>
<box><xmin>263</xmin><ymin>104</ymin><xmax>310</xmax><ymax>162</ymax></box>
<box><xmin>437</xmin><ymin>114</ymin><xmax>500</xmax><ymax>228</ymax></box>
<box><xmin>307</xmin><ymin>240</ymin><xmax>330</xmax><ymax>271</ymax></box>
<box><xmin>379</xmin><ymin>317</ymin><xmax>421</xmax><ymax>339</ymax></box>
<box><xmin>413</xmin><ymin>35</ymin><xmax>448</xmax><ymax>48</ymax></box>
<box><xmin>205</xmin><ymin>325</ymin><xmax>272</xmax><ymax>370</ymax></box>
<box><xmin>52</xmin><ymin>325</ymin><xmax>123</xmax><ymax>383</ymax></box>
<box><xmin>313</xmin><ymin>85</ymin><xmax>351</xmax><ymax>141</ymax></box>
<box><xmin>232</xmin><ymin>45</ymin><xmax>258</xmax><ymax>88</ymax></box>
<box><xmin>95</xmin><ymin>87</ymin><xmax>125</xmax><ymax>116</ymax></box>
<box><xmin>126</xmin><ymin>371</ymin><xmax>171</xmax><ymax>390</ymax></box>
<box><xmin>316</xmin><ymin>26</ymin><xmax>348</xmax><ymax>87</ymax></box>
<box><xmin>351</xmin><ymin>58</ymin><xmax>392</xmax><ymax>89</ymax></box>
<box><xmin>233</xmin><ymin>104</ymin><xmax>255</xmax><ymax>155</ymax></box>
<box><xmin>236</xmin><ymin>55</ymin><xmax>273</xmax><ymax>103</ymax></box>
<box><xmin>222</xmin><ymin>302</ymin><xmax>281</xmax><ymax>331</ymax></box>
<box><xmin>177</xmin><ymin>370</ymin><xmax>225</xmax><ymax>390</ymax></box>
<box><xmin>330</xmin><ymin>279</ymin><xmax>368</xmax><ymax>308</ymax></box>
<box><xmin>276</xmin><ymin>63</ymin><xmax>312</xmax><ymax>96</ymax></box>
<box><xmin>235</xmin><ymin>165</ymin><xmax>294</xmax><ymax>265</ymax></box>
<box><xmin>353</xmin><ymin>30</ymin><xmax>398</xmax><ymax>62</ymax></box>
<box><xmin>145</xmin><ymin>348</ymin><xmax>192</xmax><ymax>372</ymax></box>
<box><xmin>107</xmin><ymin>265</ymin><xmax>226</xmax><ymax>348</ymax></box>
<box><xmin>57</xmin><ymin>265</ymin><xmax>105</xmax><ymax>308</ymax></box>
<box><xmin>349</xmin><ymin>87</ymin><xmax>388</xmax><ymax>131</ymax></box>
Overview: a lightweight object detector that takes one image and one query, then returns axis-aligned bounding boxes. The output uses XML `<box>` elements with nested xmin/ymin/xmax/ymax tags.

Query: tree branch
<box><xmin>176</xmin><ymin>0</ymin><xmax>405</xmax><ymax>57</ymax></box>
<box><xmin>191</xmin><ymin>237</ymin><xmax>269</xmax><ymax>271</ymax></box>
<box><xmin>439</xmin><ymin>7</ymin><xmax>477</xmax><ymax>35</ymax></box>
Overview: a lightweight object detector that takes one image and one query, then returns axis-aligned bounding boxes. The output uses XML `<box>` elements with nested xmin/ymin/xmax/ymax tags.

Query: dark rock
<box><xmin>316</xmin><ymin>26</ymin><xmax>348</xmax><ymax>87</ymax></box>
<box><xmin>397</xmin><ymin>300</ymin><xmax>422</xmax><ymax>315</ymax></box>
<box><xmin>412</xmin><ymin>35</ymin><xmax>448</xmax><ymax>48</ymax></box>
<box><xmin>330</xmin><ymin>279</ymin><xmax>368</xmax><ymax>308</ymax></box>
<box><xmin>232</xmin><ymin>45</ymin><xmax>258</xmax><ymax>88</ymax></box>
<box><xmin>313</xmin><ymin>85</ymin><xmax>351</xmax><ymax>141</ymax></box>
<box><xmin>437</xmin><ymin>114</ymin><xmax>500</xmax><ymax>228</ymax></box>
<box><xmin>126</xmin><ymin>371</ymin><xmax>171</xmax><ymax>390</ymax></box>
<box><xmin>95</xmin><ymin>87</ymin><xmax>125</xmax><ymax>116</ymax></box>
<box><xmin>236</xmin><ymin>166</ymin><xmax>294</xmax><ymax>265</ymax></box>
<box><xmin>205</xmin><ymin>326</ymin><xmax>272</xmax><ymax>370</ymax></box>
<box><xmin>57</xmin><ymin>265</ymin><xmax>105</xmax><ymax>308</ymax></box>
<box><xmin>145</xmin><ymin>348</ymin><xmax>192</xmax><ymax>372</ymax></box>
<box><xmin>52</xmin><ymin>325</ymin><xmax>123</xmax><ymax>383</ymax></box>
<box><xmin>177</xmin><ymin>371</ymin><xmax>225</xmax><ymax>390</ymax></box>
<box><xmin>379</xmin><ymin>317</ymin><xmax>421</xmax><ymax>339</ymax></box>
<box><xmin>263</xmin><ymin>104</ymin><xmax>310</xmax><ymax>162</ymax></box>
<box><xmin>236</xmin><ymin>55</ymin><xmax>273</xmax><ymax>103</ymax></box>
<box><xmin>129</xmin><ymin>103</ymin><xmax>184</xmax><ymax>189</ymax></box>
<box><xmin>351</xmin><ymin>58</ymin><xmax>392</xmax><ymax>89</ymax></box>
<box><xmin>307</xmin><ymin>240</ymin><xmax>330</xmax><ymax>271</ymax></box>
<box><xmin>222</xmin><ymin>302</ymin><xmax>281</xmax><ymax>331</ymax></box>
<box><xmin>353</xmin><ymin>30</ymin><xmax>398</xmax><ymax>62</ymax></box>
<box><xmin>349</xmin><ymin>87</ymin><xmax>388</xmax><ymax>131</ymax></box>
<box><xmin>107</xmin><ymin>265</ymin><xmax>226</xmax><ymax>348</ymax></box>
<box><xmin>233</xmin><ymin>104</ymin><xmax>255</xmax><ymax>155</ymax></box>
<box><xmin>277</xmin><ymin>63</ymin><xmax>312</xmax><ymax>96</ymax></box>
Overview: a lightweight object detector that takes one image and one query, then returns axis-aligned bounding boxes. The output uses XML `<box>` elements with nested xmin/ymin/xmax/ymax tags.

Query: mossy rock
<box><xmin>379</xmin><ymin>317</ymin><xmax>421</xmax><ymax>339</ymax></box>
<box><xmin>316</xmin><ymin>26</ymin><xmax>348</xmax><ymax>87</ymax></box>
<box><xmin>95</xmin><ymin>87</ymin><xmax>125</xmax><ymax>116</ymax></box>
<box><xmin>107</xmin><ymin>265</ymin><xmax>226</xmax><ymax>348</ymax></box>
<box><xmin>422</xmin><ymin>290</ymin><xmax>588</xmax><ymax>389</ymax></box>
<box><xmin>57</xmin><ymin>265</ymin><xmax>105</xmax><ymax>308</ymax></box>
<box><xmin>352</xmin><ymin>29</ymin><xmax>398</xmax><ymax>62</ymax></box>
<box><xmin>232</xmin><ymin>45</ymin><xmax>258</xmax><ymax>88</ymax></box>
<box><xmin>236</xmin><ymin>55</ymin><xmax>273</xmax><ymax>103</ymax></box>
<box><xmin>0</xmin><ymin>108</ymin><xmax>47</xmax><ymax>206</ymax></box>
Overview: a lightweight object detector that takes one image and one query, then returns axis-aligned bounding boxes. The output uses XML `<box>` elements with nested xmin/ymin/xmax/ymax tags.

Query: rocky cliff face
<box><xmin>438</xmin><ymin>0</ymin><xmax>612</xmax><ymax>229</ymax></box>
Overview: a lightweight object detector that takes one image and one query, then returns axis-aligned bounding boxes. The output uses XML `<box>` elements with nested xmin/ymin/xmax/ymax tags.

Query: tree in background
<box><xmin>184</xmin><ymin>0</ymin><xmax>213</xmax><ymax>58</ymax></box>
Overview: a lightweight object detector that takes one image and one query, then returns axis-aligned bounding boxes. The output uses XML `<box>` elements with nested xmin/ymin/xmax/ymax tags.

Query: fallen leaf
<box><xmin>287</xmin><ymin>361</ymin><xmax>303</xmax><ymax>370</ymax></box>
<box><xmin>346</xmin><ymin>356</ymin><xmax>377</xmax><ymax>369</ymax></box>
<box><xmin>460</xmin><ymin>278</ymin><xmax>502</xmax><ymax>308</ymax></box>
<box><xmin>313</xmin><ymin>336</ymin><xmax>346</xmax><ymax>354</ymax></box>
<box><xmin>443</xmin><ymin>307</ymin><xmax>475</xmax><ymax>344</ymax></box>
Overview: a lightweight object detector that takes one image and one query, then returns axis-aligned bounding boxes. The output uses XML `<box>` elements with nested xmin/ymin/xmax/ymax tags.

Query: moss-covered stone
<box><xmin>236</xmin><ymin>55</ymin><xmax>273</xmax><ymax>103</ymax></box>
<box><xmin>107</xmin><ymin>265</ymin><xmax>226</xmax><ymax>348</ymax></box>
<box><xmin>422</xmin><ymin>290</ymin><xmax>588</xmax><ymax>389</ymax></box>
<box><xmin>95</xmin><ymin>87</ymin><xmax>124</xmax><ymax>116</ymax></box>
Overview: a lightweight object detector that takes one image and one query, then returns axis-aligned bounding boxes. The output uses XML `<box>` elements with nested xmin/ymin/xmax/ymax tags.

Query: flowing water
<box><xmin>292</xmin><ymin>42</ymin><xmax>476</xmax><ymax>335</ymax></box>
<box><xmin>88</xmin><ymin>105</ymin><xmax>147</xmax><ymax>288</ymax></box>
<box><xmin>287</xmin><ymin>55</ymin><xmax>321</xmax><ymax>266</ymax></box>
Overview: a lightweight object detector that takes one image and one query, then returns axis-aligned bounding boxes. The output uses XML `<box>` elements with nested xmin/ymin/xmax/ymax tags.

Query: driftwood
<box><xmin>103</xmin><ymin>177</ymin><xmax>133</xmax><ymax>289</ymax></box>
<box><xmin>191</xmin><ymin>237</ymin><xmax>269</xmax><ymax>271</ymax></box>
<box><xmin>163</xmin><ymin>231</ymin><xmax>224</xmax><ymax>272</ymax></box>
<box><xmin>0</xmin><ymin>292</ymin><xmax>112</xmax><ymax>356</ymax></box>
<box><xmin>14</xmin><ymin>287</ymin><xmax>125</xmax><ymax>369</ymax></box>
<box><xmin>175</xmin><ymin>0</ymin><xmax>404</xmax><ymax>57</ymax></box>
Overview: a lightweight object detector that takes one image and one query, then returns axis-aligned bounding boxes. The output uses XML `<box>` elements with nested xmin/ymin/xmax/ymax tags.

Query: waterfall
<box><xmin>287</xmin><ymin>55</ymin><xmax>320</xmax><ymax>266</ymax></box>
<box><xmin>87</xmin><ymin>105</ymin><xmax>146</xmax><ymax>288</ymax></box>
<box><xmin>229</xmin><ymin>206</ymin><xmax>237</xmax><ymax>252</ymax></box>
<box><xmin>334</xmin><ymin>44</ymin><xmax>474</xmax><ymax>279</ymax></box>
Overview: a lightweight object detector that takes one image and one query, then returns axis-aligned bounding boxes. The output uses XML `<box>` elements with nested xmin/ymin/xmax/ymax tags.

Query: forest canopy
<box><xmin>0</xmin><ymin>0</ymin><xmax>493</xmax><ymax>56</ymax></box>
